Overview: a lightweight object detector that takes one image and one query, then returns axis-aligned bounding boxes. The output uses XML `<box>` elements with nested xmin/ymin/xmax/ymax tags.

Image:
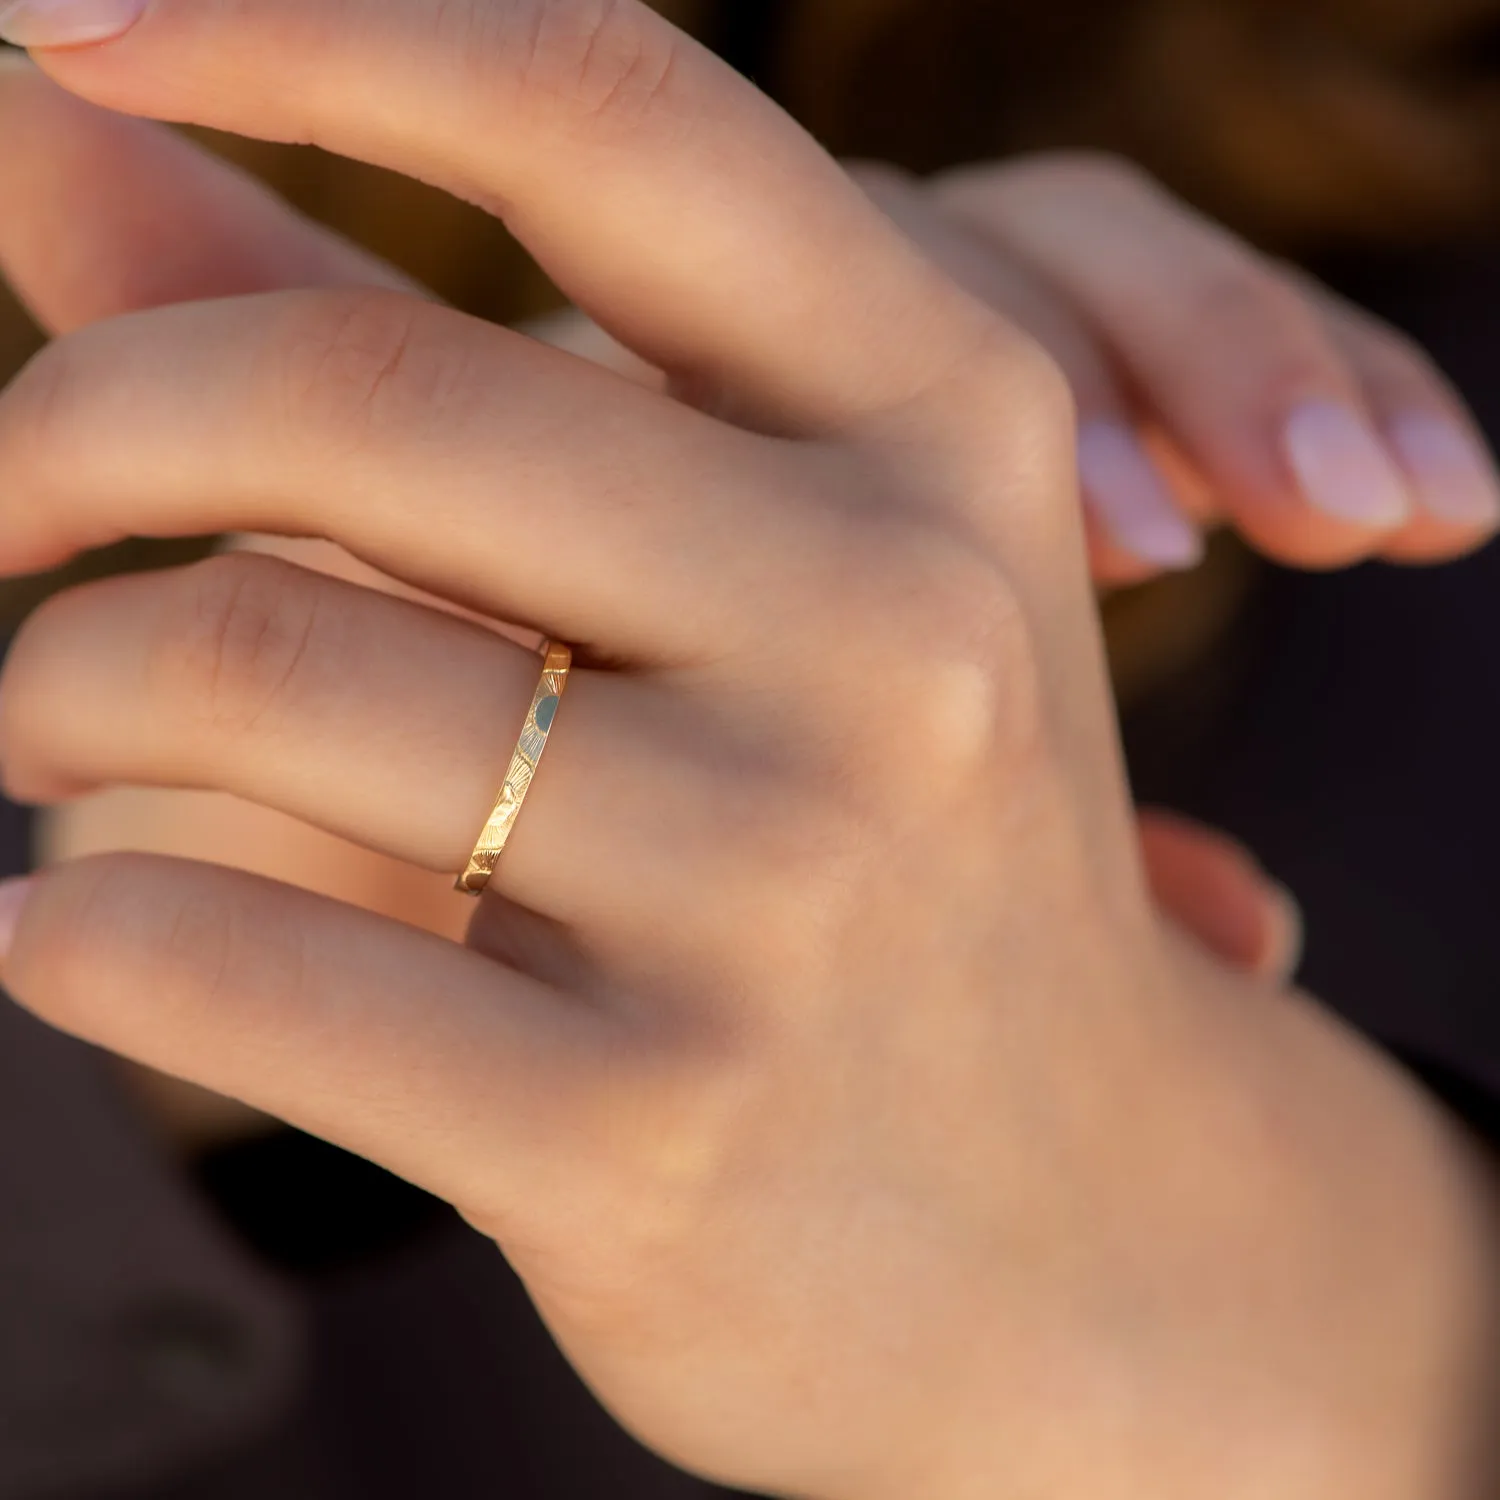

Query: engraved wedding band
<box><xmin>455</xmin><ymin>640</ymin><xmax>572</xmax><ymax>895</ymax></box>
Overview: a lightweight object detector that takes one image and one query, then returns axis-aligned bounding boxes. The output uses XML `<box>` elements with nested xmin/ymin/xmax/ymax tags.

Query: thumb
<box><xmin>1138</xmin><ymin>809</ymin><xmax>1303</xmax><ymax>984</ymax></box>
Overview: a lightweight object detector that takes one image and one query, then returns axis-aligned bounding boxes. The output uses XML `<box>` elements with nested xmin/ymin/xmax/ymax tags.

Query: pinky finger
<box><xmin>0</xmin><ymin>854</ymin><xmax>609</xmax><ymax>1223</ymax></box>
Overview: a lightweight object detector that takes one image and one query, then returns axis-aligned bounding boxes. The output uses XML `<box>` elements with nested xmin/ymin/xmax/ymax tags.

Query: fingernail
<box><xmin>0</xmin><ymin>875</ymin><xmax>34</xmax><ymax>962</ymax></box>
<box><xmin>1282</xmin><ymin>400</ymin><xmax>1412</xmax><ymax>528</ymax></box>
<box><xmin>1259</xmin><ymin>882</ymin><xmax>1304</xmax><ymax>984</ymax></box>
<box><xmin>1388</xmin><ymin>414</ymin><xmax>1500</xmax><ymax>527</ymax></box>
<box><xmin>1077</xmin><ymin>420</ymin><xmax>1203</xmax><ymax>569</ymax></box>
<box><xmin>0</xmin><ymin>0</ymin><xmax>146</xmax><ymax>48</ymax></box>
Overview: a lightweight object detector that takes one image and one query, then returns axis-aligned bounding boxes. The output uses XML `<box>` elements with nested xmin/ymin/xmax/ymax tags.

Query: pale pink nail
<box><xmin>1077</xmin><ymin>420</ymin><xmax>1203</xmax><ymax>569</ymax></box>
<box><xmin>1388</xmin><ymin>414</ymin><xmax>1500</xmax><ymax>527</ymax></box>
<box><xmin>0</xmin><ymin>875</ymin><xmax>35</xmax><ymax>962</ymax></box>
<box><xmin>1282</xmin><ymin>400</ymin><xmax>1412</xmax><ymax>528</ymax></box>
<box><xmin>0</xmin><ymin>0</ymin><xmax>146</xmax><ymax>48</ymax></box>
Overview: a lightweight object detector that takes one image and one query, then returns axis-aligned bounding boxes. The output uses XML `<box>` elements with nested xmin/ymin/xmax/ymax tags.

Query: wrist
<box><xmin>1109</xmin><ymin>945</ymin><xmax>1500</xmax><ymax>1500</ymax></box>
<box><xmin>1209</xmin><ymin>974</ymin><xmax>1500</xmax><ymax>1499</ymax></box>
<box><xmin>905</xmin><ymin>942</ymin><xmax>1500</xmax><ymax>1500</ymax></box>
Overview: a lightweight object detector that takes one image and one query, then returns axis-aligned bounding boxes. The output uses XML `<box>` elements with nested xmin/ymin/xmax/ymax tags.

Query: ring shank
<box><xmin>455</xmin><ymin>640</ymin><xmax>572</xmax><ymax>895</ymax></box>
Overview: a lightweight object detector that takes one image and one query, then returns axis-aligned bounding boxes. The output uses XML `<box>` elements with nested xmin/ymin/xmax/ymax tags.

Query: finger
<box><xmin>1076</xmin><ymin>426</ymin><xmax>1203</xmax><ymax>586</ymax></box>
<box><xmin>0</xmin><ymin>852</ymin><xmax>616</xmax><ymax>1224</ymax></box>
<box><xmin>0</xmin><ymin>62</ymin><xmax>653</xmax><ymax>619</ymax></box>
<box><xmin>1311</xmin><ymin>290</ymin><xmax>1500</xmax><ymax>561</ymax></box>
<box><xmin>0</xmin><ymin>554</ymin><xmax>726</xmax><ymax>929</ymax></box>
<box><xmin>1138</xmin><ymin>810</ymin><xmax>1303</xmax><ymax>984</ymax></box>
<box><xmin>0</xmin><ymin>59</ymin><xmax>669</xmax><ymax>395</ymax></box>
<box><xmin>937</xmin><ymin>156</ymin><xmax>1435</xmax><ymax>568</ymax></box>
<box><xmin>0</xmin><ymin>51</ymin><xmax>416</xmax><ymax>334</ymax></box>
<box><xmin>41</xmin><ymin>785</ymin><xmax>475</xmax><ymax>941</ymax></box>
<box><xmin>0</xmin><ymin>289</ymin><xmax>794</xmax><ymax>656</ymax></box>
<box><xmin>8</xmin><ymin>0</ymin><xmax>993</xmax><ymax>429</ymax></box>
<box><xmin>851</xmin><ymin>163</ymin><xmax>1202</xmax><ymax>580</ymax></box>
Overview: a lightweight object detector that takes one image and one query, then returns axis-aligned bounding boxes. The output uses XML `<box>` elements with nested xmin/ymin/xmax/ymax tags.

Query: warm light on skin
<box><xmin>0</xmin><ymin>8</ymin><xmax>1495</xmax><ymax>1498</ymax></box>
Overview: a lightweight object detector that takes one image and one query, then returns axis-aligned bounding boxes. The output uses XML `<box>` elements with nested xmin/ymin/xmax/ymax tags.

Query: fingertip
<box><xmin>1281</xmin><ymin>400</ymin><xmax>1414</xmax><ymax>530</ymax></box>
<box><xmin>1377</xmin><ymin>516</ymin><xmax>1500</xmax><ymax>565</ymax></box>
<box><xmin>1387</xmin><ymin>414</ymin><xmax>1500</xmax><ymax>530</ymax></box>
<box><xmin>0</xmin><ymin>0</ymin><xmax>145</xmax><ymax>50</ymax></box>
<box><xmin>1078</xmin><ymin>419</ymin><xmax>1204</xmax><ymax>571</ymax></box>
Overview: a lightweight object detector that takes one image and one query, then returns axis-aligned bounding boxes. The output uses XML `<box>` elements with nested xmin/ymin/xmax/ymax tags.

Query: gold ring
<box><xmin>455</xmin><ymin>640</ymin><xmax>572</xmax><ymax>896</ymax></box>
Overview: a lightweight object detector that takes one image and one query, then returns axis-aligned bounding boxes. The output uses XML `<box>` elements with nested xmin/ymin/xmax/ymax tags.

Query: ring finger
<box><xmin>0</xmin><ymin>552</ymin><xmax>726</xmax><ymax>932</ymax></box>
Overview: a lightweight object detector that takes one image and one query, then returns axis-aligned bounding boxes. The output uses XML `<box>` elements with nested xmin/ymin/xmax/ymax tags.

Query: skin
<box><xmin>0</xmin><ymin>55</ymin><xmax>1302</xmax><ymax>1149</ymax></box>
<box><xmin>0</xmin><ymin>54</ymin><xmax>1463</xmax><ymax>983</ymax></box>
<box><xmin>0</xmin><ymin>5</ymin><xmax>1495</xmax><ymax>1496</ymax></box>
<box><xmin>874</xmin><ymin>160</ymin><xmax>1500</xmax><ymax>571</ymax></box>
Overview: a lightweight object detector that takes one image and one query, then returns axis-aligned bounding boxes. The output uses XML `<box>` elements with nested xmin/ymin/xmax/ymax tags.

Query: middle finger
<box><xmin>0</xmin><ymin>289</ymin><xmax>801</xmax><ymax>659</ymax></box>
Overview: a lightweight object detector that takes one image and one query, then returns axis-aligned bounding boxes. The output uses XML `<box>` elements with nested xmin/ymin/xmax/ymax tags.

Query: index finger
<box><xmin>8</xmin><ymin>0</ymin><xmax>994</xmax><ymax>428</ymax></box>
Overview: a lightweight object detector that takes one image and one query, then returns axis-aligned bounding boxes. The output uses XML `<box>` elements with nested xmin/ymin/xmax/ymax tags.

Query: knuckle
<box><xmin>1006</xmin><ymin>331</ymin><xmax>1078</xmax><ymax>434</ymax></box>
<box><xmin>945</xmin><ymin>319</ymin><xmax>1077</xmax><ymax>440</ymax></box>
<box><xmin>1017</xmin><ymin>149</ymin><xmax>1155</xmax><ymax>198</ymax></box>
<box><xmin>503</xmin><ymin>0</ymin><xmax>680</xmax><ymax>129</ymax></box>
<box><xmin>154</xmin><ymin>877</ymin><xmax>259</xmax><ymax>1022</ymax></box>
<box><xmin>1184</xmin><ymin>262</ymin><xmax>1331</xmax><ymax>385</ymax></box>
<box><xmin>1370</xmin><ymin>329</ymin><xmax>1446</xmax><ymax>387</ymax></box>
<box><xmin>152</xmin><ymin>554</ymin><xmax>323</xmax><ymax>740</ymax></box>
<box><xmin>1194</xmin><ymin>260</ymin><xmax>1304</xmax><ymax>335</ymax></box>
<box><xmin>885</xmin><ymin>542</ymin><xmax>1040</xmax><ymax>755</ymax></box>
<box><xmin>810</xmin><ymin>526</ymin><xmax>1045</xmax><ymax>806</ymax></box>
<box><xmin>265</xmin><ymin>290</ymin><xmax>448</xmax><ymax>446</ymax></box>
<box><xmin>1342</xmin><ymin>313</ymin><xmax>1451</xmax><ymax>392</ymax></box>
<box><xmin>890</xmin><ymin>324</ymin><xmax>1078</xmax><ymax>508</ymax></box>
<box><xmin>939</xmin><ymin>149</ymin><xmax>1152</xmax><ymax>209</ymax></box>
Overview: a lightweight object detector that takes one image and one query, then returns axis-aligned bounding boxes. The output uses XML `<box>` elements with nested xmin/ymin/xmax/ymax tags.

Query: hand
<box><xmin>0</xmin><ymin>58</ymin><xmax>1412</xmax><ymax>993</ymax></box>
<box><xmin>3</xmin><ymin>50</ymin><xmax>1495</xmax><ymax>592</ymax></box>
<box><xmin>0</xmin><ymin>8</ymin><xmax>1494</xmax><ymax>1499</ymax></box>
<box><xmin>537</xmin><ymin>158</ymin><xmax>1500</xmax><ymax>580</ymax></box>
<box><xmin>0</xmin><ymin>56</ymin><xmax>1303</xmax><ymax>1005</ymax></box>
<box><xmin>853</xmin><ymin>159</ymin><xmax>1500</xmax><ymax>581</ymax></box>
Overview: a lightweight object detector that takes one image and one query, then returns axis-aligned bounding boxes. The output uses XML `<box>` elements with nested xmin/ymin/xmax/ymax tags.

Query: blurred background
<box><xmin>6</xmin><ymin>2</ymin><xmax>1500</xmax><ymax>1496</ymax></box>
